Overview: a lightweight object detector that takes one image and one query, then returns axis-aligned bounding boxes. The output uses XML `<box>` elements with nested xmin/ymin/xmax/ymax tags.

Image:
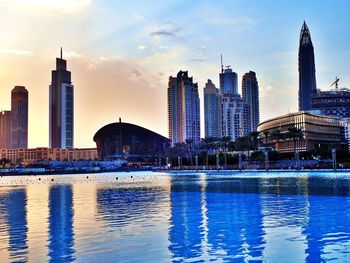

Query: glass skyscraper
<box><xmin>10</xmin><ymin>86</ymin><xmax>28</xmax><ymax>149</ymax></box>
<box><xmin>0</xmin><ymin>110</ymin><xmax>11</xmax><ymax>149</ymax></box>
<box><xmin>242</xmin><ymin>71</ymin><xmax>260</xmax><ymax>132</ymax></box>
<box><xmin>219</xmin><ymin>64</ymin><xmax>247</xmax><ymax>141</ymax></box>
<box><xmin>168</xmin><ymin>71</ymin><xmax>200</xmax><ymax>145</ymax></box>
<box><xmin>204</xmin><ymin>79</ymin><xmax>221</xmax><ymax>138</ymax></box>
<box><xmin>298</xmin><ymin>21</ymin><xmax>317</xmax><ymax>111</ymax></box>
<box><xmin>49</xmin><ymin>48</ymin><xmax>74</xmax><ymax>149</ymax></box>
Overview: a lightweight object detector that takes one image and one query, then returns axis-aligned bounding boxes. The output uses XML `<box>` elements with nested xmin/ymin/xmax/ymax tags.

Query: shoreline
<box><xmin>1</xmin><ymin>167</ymin><xmax>350</xmax><ymax>177</ymax></box>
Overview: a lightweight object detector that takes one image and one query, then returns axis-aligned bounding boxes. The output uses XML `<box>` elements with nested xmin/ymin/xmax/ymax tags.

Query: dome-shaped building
<box><xmin>93</xmin><ymin>121</ymin><xmax>170</xmax><ymax>161</ymax></box>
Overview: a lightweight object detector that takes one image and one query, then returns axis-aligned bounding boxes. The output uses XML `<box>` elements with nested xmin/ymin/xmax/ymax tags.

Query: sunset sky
<box><xmin>0</xmin><ymin>0</ymin><xmax>349</xmax><ymax>148</ymax></box>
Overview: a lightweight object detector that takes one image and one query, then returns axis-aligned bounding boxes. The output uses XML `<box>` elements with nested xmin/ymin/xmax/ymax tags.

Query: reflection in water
<box><xmin>169</xmin><ymin>174</ymin><xmax>265</xmax><ymax>262</ymax></box>
<box><xmin>1</xmin><ymin>173</ymin><xmax>350</xmax><ymax>262</ymax></box>
<box><xmin>6</xmin><ymin>189</ymin><xmax>28</xmax><ymax>262</ymax></box>
<box><xmin>304</xmin><ymin>195</ymin><xmax>350</xmax><ymax>262</ymax></box>
<box><xmin>48</xmin><ymin>185</ymin><xmax>75</xmax><ymax>262</ymax></box>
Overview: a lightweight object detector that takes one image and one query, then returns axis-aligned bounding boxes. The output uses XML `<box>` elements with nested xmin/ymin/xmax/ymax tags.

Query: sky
<box><xmin>0</xmin><ymin>0</ymin><xmax>349</xmax><ymax>148</ymax></box>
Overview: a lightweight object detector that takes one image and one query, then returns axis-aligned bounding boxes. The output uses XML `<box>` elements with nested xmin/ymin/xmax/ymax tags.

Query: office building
<box><xmin>49</xmin><ymin>48</ymin><xmax>74</xmax><ymax>149</ymax></box>
<box><xmin>220</xmin><ymin>66</ymin><xmax>238</xmax><ymax>95</ymax></box>
<box><xmin>204</xmin><ymin>79</ymin><xmax>221</xmax><ymax>138</ymax></box>
<box><xmin>242</xmin><ymin>71</ymin><xmax>260</xmax><ymax>132</ymax></box>
<box><xmin>168</xmin><ymin>71</ymin><xmax>200</xmax><ymax>145</ymax></box>
<box><xmin>0</xmin><ymin>111</ymin><xmax>11</xmax><ymax>149</ymax></box>
<box><xmin>219</xmin><ymin>61</ymin><xmax>247</xmax><ymax>140</ymax></box>
<box><xmin>10</xmin><ymin>86</ymin><xmax>28</xmax><ymax>149</ymax></box>
<box><xmin>257</xmin><ymin>111</ymin><xmax>341</xmax><ymax>153</ymax></box>
<box><xmin>298</xmin><ymin>21</ymin><xmax>317</xmax><ymax>111</ymax></box>
<box><xmin>312</xmin><ymin>88</ymin><xmax>350</xmax><ymax>118</ymax></box>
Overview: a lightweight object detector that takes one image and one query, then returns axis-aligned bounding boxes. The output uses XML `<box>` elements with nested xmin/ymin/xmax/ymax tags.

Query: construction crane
<box><xmin>331</xmin><ymin>76</ymin><xmax>340</xmax><ymax>91</ymax></box>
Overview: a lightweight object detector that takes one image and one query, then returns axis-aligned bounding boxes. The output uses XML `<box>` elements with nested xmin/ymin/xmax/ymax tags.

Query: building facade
<box><xmin>219</xmin><ymin>64</ymin><xmax>248</xmax><ymax>141</ymax></box>
<box><xmin>242</xmin><ymin>71</ymin><xmax>260</xmax><ymax>133</ymax></box>
<box><xmin>0</xmin><ymin>111</ymin><xmax>11</xmax><ymax>149</ymax></box>
<box><xmin>49</xmin><ymin>48</ymin><xmax>74</xmax><ymax>149</ymax></box>
<box><xmin>168</xmin><ymin>71</ymin><xmax>200</xmax><ymax>145</ymax></box>
<box><xmin>10</xmin><ymin>86</ymin><xmax>28</xmax><ymax>149</ymax></box>
<box><xmin>204</xmin><ymin>79</ymin><xmax>221</xmax><ymax>138</ymax></box>
<box><xmin>298</xmin><ymin>21</ymin><xmax>317</xmax><ymax>111</ymax></box>
<box><xmin>312</xmin><ymin>88</ymin><xmax>350</xmax><ymax>118</ymax></box>
<box><xmin>257</xmin><ymin>111</ymin><xmax>341</xmax><ymax>153</ymax></box>
<box><xmin>220</xmin><ymin>66</ymin><xmax>238</xmax><ymax>95</ymax></box>
<box><xmin>93</xmin><ymin>121</ymin><xmax>170</xmax><ymax>160</ymax></box>
<box><xmin>0</xmin><ymin>147</ymin><xmax>97</xmax><ymax>165</ymax></box>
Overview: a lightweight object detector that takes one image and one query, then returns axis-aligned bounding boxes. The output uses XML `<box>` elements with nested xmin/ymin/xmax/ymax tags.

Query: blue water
<box><xmin>1</xmin><ymin>172</ymin><xmax>350</xmax><ymax>262</ymax></box>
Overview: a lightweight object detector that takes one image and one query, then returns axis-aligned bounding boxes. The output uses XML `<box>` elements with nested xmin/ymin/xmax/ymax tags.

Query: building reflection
<box><xmin>26</xmin><ymin>184</ymin><xmax>49</xmax><ymax>262</ymax></box>
<box><xmin>5</xmin><ymin>188</ymin><xmax>28</xmax><ymax>262</ymax></box>
<box><xmin>303</xmin><ymin>177</ymin><xmax>350</xmax><ymax>262</ymax></box>
<box><xmin>48</xmin><ymin>185</ymin><xmax>75</xmax><ymax>262</ymax></box>
<box><xmin>168</xmin><ymin>175</ymin><xmax>266</xmax><ymax>261</ymax></box>
<box><xmin>168</xmin><ymin>177</ymin><xmax>204</xmax><ymax>261</ymax></box>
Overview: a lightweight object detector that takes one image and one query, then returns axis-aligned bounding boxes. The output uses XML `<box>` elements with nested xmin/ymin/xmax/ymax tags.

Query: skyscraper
<box><xmin>298</xmin><ymin>21</ymin><xmax>317</xmax><ymax>111</ymax></box>
<box><xmin>0</xmin><ymin>110</ymin><xmax>11</xmax><ymax>149</ymax></box>
<box><xmin>168</xmin><ymin>71</ymin><xmax>200</xmax><ymax>145</ymax></box>
<box><xmin>204</xmin><ymin>79</ymin><xmax>221</xmax><ymax>138</ymax></box>
<box><xmin>49</xmin><ymin>48</ymin><xmax>74</xmax><ymax>149</ymax></box>
<box><xmin>220</xmin><ymin>66</ymin><xmax>238</xmax><ymax>95</ymax></box>
<box><xmin>10</xmin><ymin>86</ymin><xmax>28</xmax><ymax>149</ymax></box>
<box><xmin>219</xmin><ymin>59</ymin><xmax>246</xmax><ymax>141</ymax></box>
<box><xmin>242</xmin><ymin>71</ymin><xmax>260</xmax><ymax>132</ymax></box>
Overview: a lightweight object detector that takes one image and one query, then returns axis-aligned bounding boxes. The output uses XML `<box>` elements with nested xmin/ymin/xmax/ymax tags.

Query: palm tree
<box><xmin>249</xmin><ymin>131</ymin><xmax>260</xmax><ymax>151</ymax></box>
<box><xmin>201</xmin><ymin>137</ymin><xmax>214</xmax><ymax>166</ymax></box>
<box><xmin>287</xmin><ymin>127</ymin><xmax>303</xmax><ymax>160</ymax></box>
<box><xmin>270</xmin><ymin>129</ymin><xmax>282</xmax><ymax>151</ymax></box>
<box><xmin>185</xmin><ymin>139</ymin><xmax>194</xmax><ymax>167</ymax></box>
<box><xmin>220</xmin><ymin>136</ymin><xmax>231</xmax><ymax>166</ymax></box>
<box><xmin>262</xmin><ymin>131</ymin><xmax>270</xmax><ymax>151</ymax></box>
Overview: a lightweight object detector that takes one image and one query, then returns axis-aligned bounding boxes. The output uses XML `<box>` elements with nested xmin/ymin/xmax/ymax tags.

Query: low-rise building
<box><xmin>0</xmin><ymin>147</ymin><xmax>98</xmax><ymax>165</ymax></box>
<box><xmin>257</xmin><ymin>111</ymin><xmax>341</xmax><ymax>153</ymax></box>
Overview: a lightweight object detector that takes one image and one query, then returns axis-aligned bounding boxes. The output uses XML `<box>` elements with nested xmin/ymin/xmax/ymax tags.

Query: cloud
<box><xmin>0</xmin><ymin>49</ymin><xmax>33</xmax><ymax>56</ymax></box>
<box><xmin>150</xmin><ymin>28</ymin><xmax>181</xmax><ymax>37</ymax></box>
<box><xmin>137</xmin><ymin>45</ymin><xmax>147</xmax><ymax>50</ymax></box>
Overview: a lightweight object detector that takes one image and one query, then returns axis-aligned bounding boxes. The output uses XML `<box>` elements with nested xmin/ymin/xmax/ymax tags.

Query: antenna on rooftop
<box><xmin>221</xmin><ymin>54</ymin><xmax>224</xmax><ymax>73</ymax></box>
<box><xmin>60</xmin><ymin>47</ymin><xmax>63</xmax><ymax>59</ymax></box>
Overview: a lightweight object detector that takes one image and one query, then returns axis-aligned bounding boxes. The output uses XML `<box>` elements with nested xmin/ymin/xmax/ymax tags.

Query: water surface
<box><xmin>1</xmin><ymin>171</ymin><xmax>350</xmax><ymax>262</ymax></box>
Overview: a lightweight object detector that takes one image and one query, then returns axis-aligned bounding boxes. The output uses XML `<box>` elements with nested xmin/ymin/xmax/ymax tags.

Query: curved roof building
<box><xmin>93</xmin><ymin>121</ymin><xmax>170</xmax><ymax>160</ymax></box>
<box><xmin>257</xmin><ymin>111</ymin><xmax>341</xmax><ymax>153</ymax></box>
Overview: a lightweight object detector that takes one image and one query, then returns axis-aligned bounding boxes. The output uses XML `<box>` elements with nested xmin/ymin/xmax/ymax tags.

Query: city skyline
<box><xmin>0</xmin><ymin>1</ymin><xmax>349</xmax><ymax>148</ymax></box>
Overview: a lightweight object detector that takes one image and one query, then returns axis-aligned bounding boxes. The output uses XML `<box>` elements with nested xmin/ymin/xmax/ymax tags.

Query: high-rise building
<box><xmin>242</xmin><ymin>71</ymin><xmax>260</xmax><ymax>132</ymax></box>
<box><xmin>220</xmin><ymin>66</ymin><xmax>238</xmax><ymax>95</ymax></box>
<box><xmin>204</xmin><ymin>79</ymin><xmax>221</xmax><ymax>138</ymax></box>
<box><xmin>312</xmin><ymin>88</ymin><xmax>350</xmax><ymax>118</ymax></box>
<box><xmin>49</xmin><ymin>48</ymin><xmax>74</xmax><ymax>149</ymax></box>
<box><xmin>168</xmin><ymin>71</ymin><xmax>200</xmax><ymax>145</ymax></box>
<box><xmin>10</xmin><ymin>86</ymin><xmax>28</xmax><ymax>149</ymax></box>
<box><xmin>298</xmin><ymin>21</ymin><xmax>317</xmax><ymax>111</ymax></box>
<box><xmin>219</xmin><ymin>60</ymin><xmax>246</xmax><ymax>141</ymax></box>
<box><xmin>0</xmin><ymin>111</ymin><xmax>11</xmax><ymax>149</ymax></box>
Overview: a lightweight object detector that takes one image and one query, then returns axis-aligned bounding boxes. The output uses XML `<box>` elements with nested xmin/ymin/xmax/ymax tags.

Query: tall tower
<box><xmin>168</xmin><ymin>71</ymin><xmax>200</xmax><ymax>145</ymax></box>
<box><xmin>0</xmin><ymin>110</ymin><xmax>12</xmax><ymax>149</ymax></box>
<box><xmin>298</xmin><ymin>21</ymin><xmax>317</xmax><ymax>111</ymax></box>
<box><xmin>242</xmin><ymin>71</ymin><xmax>260</xmax><ymax>132</ymax></box>
<box><xmin>49</xmin><ymin>48</ymin><xmax>74</xmax><ymax>149</ymax></box>
<box><xmin>204</xmin><ymin>79</ymin><xmax>221</xmax><ymax>138</ymax></box>
<box><xmin>219</xmin><ymin>58</ymin><xmax>246</xmax><ymax>141</ymax></box>
<box><xmin>10</xmin><ymin>86</ymin><xmax>28</xmax><ymax>149</ymax></box>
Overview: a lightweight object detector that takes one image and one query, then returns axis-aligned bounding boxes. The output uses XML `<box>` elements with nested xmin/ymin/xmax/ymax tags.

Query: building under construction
<box><xmin>312</xmin><ymin>87</ymin><xmax>350</xmax><ymax>119</ymax></box>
